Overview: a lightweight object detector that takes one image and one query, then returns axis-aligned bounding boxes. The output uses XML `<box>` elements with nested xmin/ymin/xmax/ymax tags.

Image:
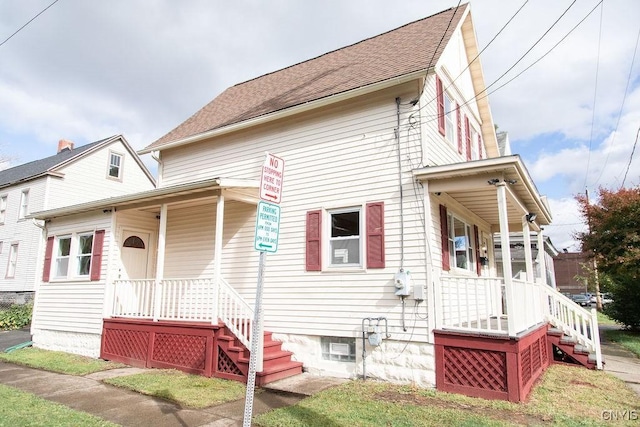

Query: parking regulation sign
<box><xmin>254</xmin><ymin>201</ymin><xmax>280</xmax><ymax>253</ymax></box>
<box><xmin>259</xmin><ymin>153</ymin><xmax>284</xmax><ymax>204</ymax></box>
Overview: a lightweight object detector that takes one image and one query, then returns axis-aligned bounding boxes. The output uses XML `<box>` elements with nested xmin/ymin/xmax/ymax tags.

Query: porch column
<box><xmin>212</xmin><ymin>192</ymin><xmax>225</xmax><ymax>323</ymax></box>
<box><xmin>153</xmin><ymin>203</ymin><xmax>168</xmax><ymax>322</ymax></box>
<box><xmin>422</xmin><ymin>182</ymin><xmax>438</xmax><ymax>342</ymax></box>
<box><xmin>537</xmin><ymin>231</ymin><xmax>548</xmax><ymax>287</ymax></box>
<box><xmin>522</xmin><ymin>218</ymin><xmax>534</xmax><ymax>283</ymax></box>
<box><xmin>496</xmin><ymin>182</ymin><xmax>516</xmax><ymax>336</ymax></box>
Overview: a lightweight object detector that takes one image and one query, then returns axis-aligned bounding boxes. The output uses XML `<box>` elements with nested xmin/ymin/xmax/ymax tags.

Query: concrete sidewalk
<box><xmin>599</xmin><ymin>326</ymin><xmax>640</xmax><ymax>397</ymax></box>
<box><xmin>0</xmin><ymin>361</ymin><xmax>345</xmax><ymax>426</ymax></box>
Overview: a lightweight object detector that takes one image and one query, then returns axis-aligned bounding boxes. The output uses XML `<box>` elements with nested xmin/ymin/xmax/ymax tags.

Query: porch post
<box><xmin>213</xmin><ymin>192</ymin><xmax>225</xmax><ymax>323</ymax></box>
<box><xmin>153</xmin><ymin>203</ymin><xmax>168</xmax><ymax>321</ymax></box>
<box><xmin>522</xmin><ymin>219</ymin><xmax>534</xmax><ymax>283</ymax></box>
<box><xmin>537</xmin><ymin>232</ymin><xmax>548</xmax><ymax>286</ymax></box>
<box><xmin>422</xmin><ymin>182</ymin><xmax>438</xmax><ymax>342</ymax></box>
<box><xmin>496</xmin><ymin>182</ymin><xmax>516</xmax><ymax>336</ymax></box>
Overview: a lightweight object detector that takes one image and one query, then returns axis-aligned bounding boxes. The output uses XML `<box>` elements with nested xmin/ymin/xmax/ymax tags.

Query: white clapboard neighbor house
<box><xmin>29</xmin><ymin>4</ymin><xmax>601</xmax><ymax>402</ymax></box>
<box><xmin>0</xmin><ymin>136</ymin><xmax>155</xmax><ymax>307</ymax></box>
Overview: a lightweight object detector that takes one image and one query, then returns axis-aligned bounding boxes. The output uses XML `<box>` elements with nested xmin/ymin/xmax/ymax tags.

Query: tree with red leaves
<box><xmin>575</xmin><ymin>186</ymin><xmax>640</xmax><ymax>330</ymax></box>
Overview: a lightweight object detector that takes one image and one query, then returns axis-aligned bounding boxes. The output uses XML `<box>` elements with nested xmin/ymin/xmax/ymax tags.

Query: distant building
<box><xmin>553</xmin><ymin>251</ymin><xmax>590</xmax><ymax>296</ymax></box>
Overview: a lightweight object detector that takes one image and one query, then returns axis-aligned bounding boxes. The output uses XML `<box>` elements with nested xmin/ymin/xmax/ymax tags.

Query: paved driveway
<box><xmin>0</xmin><ymin>328</ymin><xmax>31</xmax><ymax>352</ymax></box>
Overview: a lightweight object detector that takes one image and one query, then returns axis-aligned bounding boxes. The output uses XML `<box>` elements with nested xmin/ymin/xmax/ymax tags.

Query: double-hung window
<box><xmin>19</xmin><ymin>189</ymin><xmax>29</xmax><ymax>219</ymax></box>
<box><xmin>108</xmin><ymin>152</ymin><xmax>123</xmax><ymax>179</ymax></box>
<box><xmin>53</xmin><ymin>233</ymin><xmax>94</xmax><ymax>279</ymax></box>
<box><xmin>329</xmin><ymin>207</ymin><xmax>361</xmax><ymax>267</ymax></box>
<box><xmin>0</xmin><ymin>195</ymin><xmax>6</xmax><ymax>224</ymax></box>
<box><xmin>448</xmin><ymin>214</ymin><xmax>475</xmax><ymax>272</ymax></box>
<box><xmin>6</xmin><ymin>243</ymin><xmax>18</xmax><ymax>278</ymax></box>
<box><xmin>444</xmin><ymin>92</ymin><xmax>456</xmax><ymax>144</ymax></box>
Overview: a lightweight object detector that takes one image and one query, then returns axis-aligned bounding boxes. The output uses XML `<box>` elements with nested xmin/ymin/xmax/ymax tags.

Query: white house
<box><xmin>29</xmin><ymin>4</ymin><xmax>601</xmax><ymax>402</ymax></box>
<box><xmin>0</xmin><ymin>136</ymin><xmax>155</xmax><ymax>307</ymax></box>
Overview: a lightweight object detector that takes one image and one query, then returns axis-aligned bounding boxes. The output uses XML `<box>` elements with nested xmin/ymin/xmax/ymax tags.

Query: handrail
<box><xmin>541</xmin><ymin>285</ymin><xmax>602</xmax><ymax>369</ymax></box>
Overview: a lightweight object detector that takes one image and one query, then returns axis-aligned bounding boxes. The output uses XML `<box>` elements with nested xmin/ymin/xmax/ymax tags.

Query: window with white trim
<box><xmin>6</xmin><ymin>243</ymin><xmax>18</xmax><ymax>278</ymax></box>
<box><xmin>328</xmin><ymin>207</ymin><xmax>361</xmax><ymax>267</ymax></box>
<box><xmin>470</xmin><ymin>126</ymin><xmax>479</xmax><ymax>160</ymax></box>
<box><xmin>0</xmin><ymin>195</ymin><xmax>6</xmax><ymax>223</ymax></box>
<box><xmin>53</xmin><ymin>232</ymin><xmax>94</xmax><ymax>279</ymax></box>
<box><xmin>448</xmin><ymin>214</ymin><xmax>475</xmax><ymax>272</ymax></box>
<box><xmin>444</xmin><ymin>92</ymin><xmax>456</xmax><ymax>144</ymax></box>
<box><xmin>108</xmin><ymin>152</ymin><xmax>123</xmax><ymax>179</ymax></box>
<box><xmin>19</xmin><ymin>189</ymin><xmax>29</xmax><ymax>219</ymax></box>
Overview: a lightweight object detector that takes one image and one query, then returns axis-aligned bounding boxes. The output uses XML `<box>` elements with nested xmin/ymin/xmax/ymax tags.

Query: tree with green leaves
<box><xmin>575</xmin><ymin>186</ymin><xmax>640</xmax><ymax>330</ymax></box>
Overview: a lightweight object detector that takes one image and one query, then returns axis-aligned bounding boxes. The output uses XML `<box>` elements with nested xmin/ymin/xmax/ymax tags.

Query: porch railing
<box><xmin>111</xmin><ymin>277</ymin><xmax>261</xmax><ymax>369</ymax></box>
<box><xmin>437</xmin><ymin>275</ymin><xmax>602</xmax><ymax>369</ymax></box>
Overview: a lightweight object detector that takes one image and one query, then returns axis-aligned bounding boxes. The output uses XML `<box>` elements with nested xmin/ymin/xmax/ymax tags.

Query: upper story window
<box><xmin>108</xmin><ymin>152</ymin><xmax>123</xmax><ymax>180</ymax></box>
<box><xmin>19</xmin><ymin>190</ymin><xmax>29</xmax><ymax>219</ymax></box>
<box><xmin>0</xmin><ymin>195</ymin><xmax>6</xmax><ymax>224</ymax></box>
<box><xmin>444</xmin><ymin>93</ymin><xmax>456</xmax><ymax>144</ymax></box>
<box><xmin>470</xmin><ymin>126</ymin><xmax>479</xmax><ymax>161</ymax></box>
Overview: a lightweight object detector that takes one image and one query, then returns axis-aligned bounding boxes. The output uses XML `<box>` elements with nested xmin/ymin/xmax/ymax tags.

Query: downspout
<box><xmin>151</xmin><ymin>150</ymin><xmax>163</xmax><ymax>187</ymax></box>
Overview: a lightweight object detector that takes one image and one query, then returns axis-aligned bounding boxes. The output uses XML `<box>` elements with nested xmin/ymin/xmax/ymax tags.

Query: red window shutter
<box><xmin>436</xmin><ymin>76</ymin><xmax>445</xmax><ymax>136</ymax></box>
<box><xmin>306</xmin><ymin>210</ymin><xmax>322</xmax><ymax>271</ymax></box>
<box><xmin>478</xmin><ymin>134</ymin><xmax>483</xmax><ymax>159</ymax></box>
<box><xmin>439</xmin><ymin>205</ymin><xmax>450</xmax><ymax>271</ymax></box>
<box><xmin>90</xmin><ymin>230</ymin><xmax>105</xmax><ymax>281</ymax></box>
<box><xmin>42</xmin><ymin>236</ymin><xmax>54</xmax><ymax>282</ymax></box>
<box><xmin>366</xmin><ymin>202</ymin><xmax>385</xmax><ymax>269</ymax></box>
<box><xmin>465</xmin><ymin>116</ymin><xmax>472</xmax><ymax>161</ymax></box>
<box><xmin>456</xmin><ymin>104</ymin><xmax>463</xmax><ymax>154</ymax></box>
<box><xmin>474</xmin><ymin>225</ymin><xmax>481</xmax><ymax>276</ymax></box>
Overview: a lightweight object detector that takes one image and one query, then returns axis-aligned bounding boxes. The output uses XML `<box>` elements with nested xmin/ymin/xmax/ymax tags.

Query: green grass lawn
<box><xmin>603</xmin><ymin>329</ymin><xmax>640</xmax><ymax>358</ymax></box>
<box><xmin>0</xmin><ymin>383</ymin><xmax>117</xmax><ymax>427</ymax></box>
<box><xmin>0</xmin><ymin>347</ymin><xmax>126</xmax><ymax>375</ymax></box>
<box><xmin>255</xmin><ymin>365</ymin><xmax>640</xmax><ymax>426</ymax></box>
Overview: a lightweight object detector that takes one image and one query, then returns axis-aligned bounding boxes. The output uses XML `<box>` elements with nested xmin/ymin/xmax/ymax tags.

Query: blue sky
<box><xmin>1</xmin><ymin>0</ymin><xmax>639</xmax><ymax>252</ymax></box>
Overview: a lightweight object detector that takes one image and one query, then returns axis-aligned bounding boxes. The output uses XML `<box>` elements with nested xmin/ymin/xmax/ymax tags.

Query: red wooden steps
<box><xmin>547</xmin><ymin>328</ymin><xmax>598</xmax><ymax>369</ymax></box>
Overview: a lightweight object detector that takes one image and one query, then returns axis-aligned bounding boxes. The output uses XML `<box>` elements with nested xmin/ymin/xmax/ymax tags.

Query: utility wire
<box><xmin>593</xmin><ymin>14</ymin><xmax>640</xmax><ymax>187</ymax></box>
<box><xmin>621</xmin><ymin>126</ymin><xmax>640</xmax><ymax>187</ymax></box>
<box><xmin>0</xmin><ymin>0</ymin><xmax>61</xmax><ymax>49</ymax></box>
<box><xmin>583</xmin><ymin>0</ymin><xmax>604</xmax><ymax>191</ymax></box>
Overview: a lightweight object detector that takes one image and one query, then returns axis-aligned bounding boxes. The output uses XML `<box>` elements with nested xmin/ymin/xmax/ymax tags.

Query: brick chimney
<box><xmin>57</xmin><ymin>139</ymin><xmax>74</xmax><ymax>153</ymax></box>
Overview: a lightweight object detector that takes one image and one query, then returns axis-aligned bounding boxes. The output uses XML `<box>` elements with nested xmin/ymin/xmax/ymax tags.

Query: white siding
<box><xmin>0</xmin><ymin>178</ymin><xmax>47</xmax><ymax>292</ymax></box>
<box><xmin>46</xmin><ymin>139</ymin><xmax>154</xmax><ymax>210</ymax></box>
<box><xmin>159</xmin><ymin>83</ymin><xmax>431</xmax><ymax>344</ymax></box>
<box><xmin>32</xmin><ymin>211</ymin><xmax>111</xmax><ymax>335</ymax></box>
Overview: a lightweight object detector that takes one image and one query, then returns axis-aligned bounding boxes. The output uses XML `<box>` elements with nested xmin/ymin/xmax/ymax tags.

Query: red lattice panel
<box><xmin>521</xmin><ymin>347</ymin><xmax>532</xmax><ymax>386</ymax></box>
<box><xmin>152</xmin><ymin>333</ymin><xmax>206</xmax><ymax>370</ymax></box>
<box><xmin>217</xmin><ymin>346</ymin><xmax>243</xmax><ymax>376</ymax></box>
<box><xmin>540</xmin><ymin>336</ymin><xmax>548</xmax><ymax>365</ymax></box>
<box><xmin>531</xmin><ymin>340</ymin><xmax>541</xmax><ymax>373</ymax></box>
<box><xmin>443</xmin><ymin>347</ymin><xmax>507</xmax><ymax>392</ymax></box>
<box><xmin>103</xmin><ymin>328</ymin><xmax>149</xmax><ymax>361</ymax></box>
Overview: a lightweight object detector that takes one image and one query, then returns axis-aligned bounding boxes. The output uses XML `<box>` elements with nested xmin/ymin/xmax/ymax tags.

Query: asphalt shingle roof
<box><xmin>145</xmin><ymin>4</ymin><xmax>467</xmax><ymax>151</ymax></box>
<box><xmin>0</xmin><ymin>137</ymin><xmax>112</xmax><ymax>188</ymax></box>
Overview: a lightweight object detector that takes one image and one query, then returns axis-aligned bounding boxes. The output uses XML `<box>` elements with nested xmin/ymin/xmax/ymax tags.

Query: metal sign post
<box><xmin>243</xmin><ymin>152</ymin><xmax>284</xmax><ymax>427</ymax></box>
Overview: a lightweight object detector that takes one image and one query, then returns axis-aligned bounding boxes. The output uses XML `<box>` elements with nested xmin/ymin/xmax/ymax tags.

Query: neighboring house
<box><xmin>0</xmin><ymin>136</ymin><xmax>155</xmax><ymax>307</ymax></box>
<box><xmin>494</xmin><ymin>232</ymin><xmax>559</xmax><ymax>288</ymax></box>
<box><xmin>29</xmin><ymin>4</ymin><xmax>601</xmax><ymax>402</ymax></box>
<box><xmin>554</xmin><ymin>251</ymin><xmax>590</xmax><ymax>296</ymax></box>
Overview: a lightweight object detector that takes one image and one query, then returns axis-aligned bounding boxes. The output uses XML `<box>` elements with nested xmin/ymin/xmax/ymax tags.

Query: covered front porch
<box><xmin>415</xmin><ymin>156</ymin><xmax>602</xmax><ymax>401</ymax></box>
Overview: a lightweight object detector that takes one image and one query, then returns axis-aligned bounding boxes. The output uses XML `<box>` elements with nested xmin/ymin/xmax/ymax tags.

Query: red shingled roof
<box><xmin>145</xmin><ymin>4</ymin><xmax>467</xmax><ymax>151</ymax></box>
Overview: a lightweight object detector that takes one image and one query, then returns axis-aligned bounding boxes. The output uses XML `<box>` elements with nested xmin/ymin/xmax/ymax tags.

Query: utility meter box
<box><xmin>394</xmin><ymin>270</ymin><xmax>411</xmax><ymax>296</ymax></box>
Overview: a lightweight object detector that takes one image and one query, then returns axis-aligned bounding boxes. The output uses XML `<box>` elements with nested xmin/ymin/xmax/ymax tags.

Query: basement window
<box><xmin>321</xmin><ymin>337</ymin><xmax>356</xmax><ymax>362</ymax></box>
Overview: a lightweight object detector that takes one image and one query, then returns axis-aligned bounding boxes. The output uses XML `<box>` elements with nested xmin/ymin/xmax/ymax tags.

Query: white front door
<box><xmin>120</xmin><ymin>230</ymin><xmax>150</xmax><ymax>280</ymax></box>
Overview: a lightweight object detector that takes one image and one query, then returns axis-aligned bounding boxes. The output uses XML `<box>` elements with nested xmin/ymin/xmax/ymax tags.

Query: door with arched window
<box><xmin>120</xmin><ymin>230</ymin><xmax>150</xmax><ymax>280</ymax></box>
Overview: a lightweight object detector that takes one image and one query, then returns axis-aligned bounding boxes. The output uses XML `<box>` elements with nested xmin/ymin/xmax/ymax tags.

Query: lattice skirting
<box><xmin>434</xmin><ymin>323</ymin><xmax>551</xmax><ymax>402</ymax></box>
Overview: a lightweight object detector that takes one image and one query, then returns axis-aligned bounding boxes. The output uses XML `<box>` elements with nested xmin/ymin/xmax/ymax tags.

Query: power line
<box><xmin>593</xmin><ymin>13</ymin><xmax>640</xmax><ymax>187</ymax></box>
<box><xmin>0</xmin><ymin>0</ymin><xmax>61</xmax><ymax>49</ymax></box>
<box><xmin>583</xmin><ymin>0</ymin><xmax>604</xmax><ymax>191</ymax></box>
<box><xmin>621</xmin><ymin>126</ymin><xmax>640</xmax><ymax>187</ymax></box>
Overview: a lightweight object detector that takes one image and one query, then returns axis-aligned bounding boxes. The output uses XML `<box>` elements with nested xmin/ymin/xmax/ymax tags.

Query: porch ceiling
<box><xmin>413</xmin><ymin>156</ymin><xmax>552</xmax><ymax>230</ymax></box>
<box><xmin>29</xmin><ymin>177</ymin><xmax>260</xmax><ymax>220</ymax></box>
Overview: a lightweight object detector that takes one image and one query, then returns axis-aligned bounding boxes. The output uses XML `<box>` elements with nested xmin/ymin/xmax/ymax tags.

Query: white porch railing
<box><xmin>111</xmin><ymin>277</ymin><xmax>260</xmax><ymax>368</ymax></box>
<box><xmin>437</xmin><ymin>275</ymin><xmax>602</xmax><ymax>369</ymax></box>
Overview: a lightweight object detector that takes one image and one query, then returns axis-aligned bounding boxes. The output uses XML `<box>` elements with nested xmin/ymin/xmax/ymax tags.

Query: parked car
<box><xmin>590</xmin><ymin>293</ymin><xmax>613</xmax><ymax>304</ymax></box>
<box><xmin>571</xmin><ymin>294</ymin><xmax>591</xmax><ymax>307</ymax></box>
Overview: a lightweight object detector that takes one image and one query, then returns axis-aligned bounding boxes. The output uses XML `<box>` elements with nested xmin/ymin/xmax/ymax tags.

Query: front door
<box><xmin>120</xmin><ymin>230</ymin><xmax>150</xmax><ymax>280</ymax></box>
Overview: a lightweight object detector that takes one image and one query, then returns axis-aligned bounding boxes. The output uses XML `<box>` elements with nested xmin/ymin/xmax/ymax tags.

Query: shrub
<box><xmin>0</xmin><ymin>303</ymin><xmax>33</xmax><ymax>330</ymax></box>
